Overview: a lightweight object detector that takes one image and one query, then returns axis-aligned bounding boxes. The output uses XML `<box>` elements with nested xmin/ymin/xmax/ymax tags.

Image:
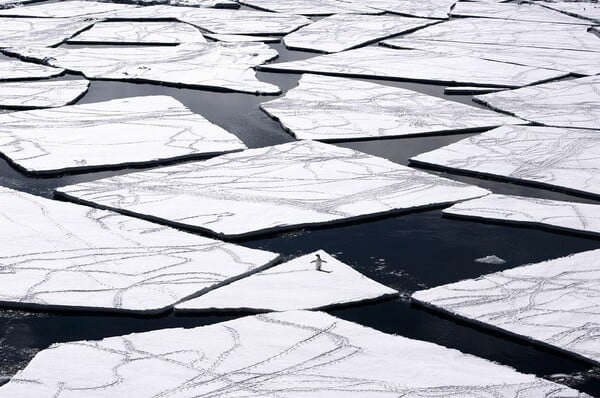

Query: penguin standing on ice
<box><xmin>311</xmin><ymin>254</ymin><xmax>330</xmax><ymax>273</ymax></box>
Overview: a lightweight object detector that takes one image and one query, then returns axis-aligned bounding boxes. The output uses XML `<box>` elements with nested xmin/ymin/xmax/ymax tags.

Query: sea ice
<box><xmin>413</xmin><ymin>249</ymin><xmax>600</xmax><ymax>365</ymax></box>
<box><xmin>0</xmin><ymin>186</ymin><xmax>278</xmax><ymax>314</ymax></box>
<box><xmin>0</xmin><ymin>58</ymin><xmax>64</xmax><ymax>81</ymax></box>
<box><xmin>4</xmin><ymin>42</ymin><xmax>279</xmax><ymax>94</ymax></box>
<box><xmin>402</xmin><ymin>18</ymin><xmax>600</xmax><ymax>52</ymax></box>
<box><xmin>382</xmin><ymin>38</ymin><xmax>600</xmax><ymax>75</ymax></box>
<box><xmin>283</xmin><ymin>14</ymin><xmax>437</xmax><ymax>53</ymax></box>
<box><xmin>261</xmin><ymin>74</ymin><xmax>523</xmax><ymax>141</ymax></box>
<box><xmin>67</xmin><ymin>21</ymin><xmax>207</xmax><ymax>45</ymax></box>
<box><xmin>0</xmin><ymin>95</ymin><xmax>247</xmax><ymax>174</ymax></box>
<box><xmin>410</xmin><ymin>125</ymin><xmax>600</xmax><ymax>198</ymax></box>
<box><xmin>0</xmin><ymin>0</ymin><xmax>138</xmax><ymax>17</ymax></box>
<box><xmin>259</xmin><ymin>47</ymin><xmax>567</xmax><ymax>88</ymax></box>
<box><xmin>0</xmin><ymin>311</ymin><xmax>586</xmax><ymax>397</ymax></box>
<box><xmin>102</xmin><ymin>0</ymin><xmax>238</xmax><ymax>7</ymax></box>
<box><xmin>540</xmin><ymin>2</ymin><xmax>600</xmax><ymax>24</ymax></box>
<box><xmin>475</xmin><ymin>255</ymin><xmax>506</xmax><ymax>265</ymax></box>
<box><xmin>237</xmin><ymin>0</ymin><xmax>379</xmax><ymax>15</ymax></box>
<box><xmin>450</xmin><ymin>2</ymin><xmax>590</xmax><ymax>24</ymax></box>
<box><xmin>348</xmin><ymin>0</ymin><xmax>456</xmax><ymax>19</ymax></box>
<box><xmin>0</xmin><ymin>17</ymin><xmax>94</xmax><ymax>47</ymax></box>
<box><xmin>56</xmin><ymin>140</ymin><xmax>490</xmax><ymax>238</ymax></box>
<box><xmin>204</xmin><ymin>33</ymin><xmax>280</xmax><ymax>42</ymax></box>
<box><xmin>474</xmin><ymin>75</ymin><xmax>600</xmax><ymax>130</ymax></box>
<box><xmin>0</xmin><ymin>79</ymin><xmax>89</xmax><ymax>109</ymax></box>
<box><xmin>444</xmin><ymin>194</ymin><xmax>600</xmax><ymax>238</ymax></box>
<box><xmin>176</xmin><ymin>250</ymin><xmax>398</xmax><ymax>312</ymax></box>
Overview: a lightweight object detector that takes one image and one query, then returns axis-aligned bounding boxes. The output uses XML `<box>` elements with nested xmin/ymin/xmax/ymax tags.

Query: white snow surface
<box><xmin>259</xmin><ymin>46</ymin><xmax>567</xmax><ymax>88</ymax></box>
<box><xmin>3</xmin><ymin>43</ymin><xmax>280</xmax><ymax>94</ymax></box>
<box><xmin>411</xmin><ymin>125</ymin><xmax>600</xmax><ymax>198</ymax></box>
<box><xmin>283</xmin><ymin>14</ymin><xmax>437</xmax><ymax>53</ymax></box>
<box><xmin>261</xmin><ymin>74</ymin><xmax>523</xmax><ymax>141</ymax></box>
<box><xmin>450</xmin><ymin>2</ymin><xmax>591</xmax><ymax>24</ymax></box>
<box><xmin>0</xmin><ymin>17</ymin><xmax>94</xmax><ymax>47</ymax></box>
<box><xmin>0</xmin><ymin>310</ymin><xmax>587</xmax><ymax>397</ymax></box>
<box><xmin>0</xmin><ymin>58</ymin><xmax>64</xmax><ymax>80</ymax></box>
<box><xmin>56</xmin><ymin>140</ymin><xmax>490</xmax><ymax>238</ymax></box>
<box><xmin>0</xmin><ymin>95</ymin><xmax>246</xmax><ymax>174</ymax></box>
<box><xmin>68</xmin><ymin>21</ymin><xmax>207</xmax><ymax>44</ymax></box>
<box><xmin>540</xmin><ymin>2</ymin><xmax>600</xmax><ymax>24</ymax></box>
<box><xmin>444</xmin><ymin>194</ymin><xmax>600</xmax><ymax>238</ymax></box>
<box><xmin>176</xmin><ymin>250</ymin><xmax>398</xmax><ymax>312</ymax></box>
<box><xmin>0</xmin><ymin>79</ymin><xmax>89</xmax><ymax>109</ymax></box>
<box><xmin>348</xmin><ymin>0</ymin><xmax>457</xmax><ymax>19</ymax></box>
<box><xmin>0</xmin><ymin>0</ymin><xmax>139</xmax><ymax>17</ymax></box>
<box><xmin>474</xmin><ymin>75</ymin><xmax>600</xmax><ymax>130</ymax></box>
<box><xmin>413</xmin><ymin>249</ymin><xmax>600</xmax><ymax>365</ymax></box>
<box><xmin>0</xmin><ymin>186</ymin><xmax>278</xmax><ymax>314</ymax></box>
<box><xmin>237</xmin><ymin>0</ymin><xmax>379</xmax><ymax>15</ymax></box>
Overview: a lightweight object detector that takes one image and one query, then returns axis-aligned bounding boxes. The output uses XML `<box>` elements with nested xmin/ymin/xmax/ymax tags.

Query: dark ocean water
<box><xmin>0</xmin><ymin>29</ymin><xmax>599</xmax><ymax>395</ymax></box>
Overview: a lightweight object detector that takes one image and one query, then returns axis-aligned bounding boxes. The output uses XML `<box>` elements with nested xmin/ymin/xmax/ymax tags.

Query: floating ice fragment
<box><xmin>475</xmin><ymin>255</ymin><xmax>506</xmax><ymax>265</ymax></box>
<box><xmin>0</xmin><ymin>58</ymin><xmax>64</xmax><ymax>80</ymax></box>
<box><xmin>0</xmin><ymin>79</ymin><xmax>89</xmax><ymax>109</ymax></box>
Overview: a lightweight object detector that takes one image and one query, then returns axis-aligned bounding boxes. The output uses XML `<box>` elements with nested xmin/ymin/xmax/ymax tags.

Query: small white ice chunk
<box><xmin>475</xmin><ymin>255</ymin><xmax>506</xmax><ymax>265</ymax></box>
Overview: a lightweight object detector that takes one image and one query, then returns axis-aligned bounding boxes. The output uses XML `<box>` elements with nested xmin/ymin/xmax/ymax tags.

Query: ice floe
<box><xmin>413</xmin><ymin>249</ymin><xmax>600</xmax><ymax>365</ymax></box>
<box><xmin>411</xmin><ymin>125</ymin><xmax>600</xmax><ymax>198</ymax></box>
<box><xmin>259</xmin><ymin>47</ymin><xmax>567</xmax><ymax>87</ymax></box>
<box><xmin>261</xmin><ymin>74</ymin><xmax>523</xmax><ymax>141</ymax></box>
<box><xmin>0</xmin><ymin>310</ymin><xmax>586</xmax><ymax>397</ymax></box>
<box><xmin>0</xmin><ymin>186</ymin><xmax>278</xmax><ymax>314</ymax></box>
<box><xmin>402</xmin><ymin>18</ymin><xmax>600</xmax><ymax>52</ymax></box>
<box><xmin>56</xmin><ymin>140</ymin><xmax>490</xmax><ymax>238</ymax></box>
<box><xmin>349</xmin><ymin>0</ymin><xmax>456</xmax><ymax>19</ymax></box>
<box><xmin>382</xmin><ymin>38</ymin><xmax>600</xmax><ymax>75</ymax></box>
<box><xmin>0</xmin><ymin>17</ymin><xmax>94</xmax><ymax>47</ymax></box>
<box><xmin>0</xmin><ymin>58</ymin><xmax>64</xmax><ymax>81</ymax></box>
<box><xmin>204</xmin><ymin>33</ymin><xmax>280</xmax><ymax>42</ymax></box>
<box><xmin>450</xmin><ymin>2</ymin><xmax>591</xmax><ymax>25</ymax></box>
<box><xmin>540</xmin><ymin>2</ymin><xmax>600</xmax><ymax>24</ymax></box>
<box><xmin>444</xmin><ymin>194</ymin><xmax>600</xmax><ymax>238</ymax></box>
<box><xmin>475</xmin><ymin>255</ymin><xmax>506</xmax><ymax>265</ymax></box>
<box><xmin>474</xmin><ymin>75</ymin><xmax>600</xmax><ymax>130</ymax></box>
<box><xmin>0</xmin><ymin>0</ymin><xmax>138</xmax><ymax>17</ymax></box>
<box><xmin>0</xmin><ymin>95</ymin><xmax>247</xmax><ymax>174</ymax></box>
<box><xmin>237</xmin><ymin>0</ymin><xmax>379</xmax><ymax>15</ymax></box>
<box><xmin>4</xmin><ymin>42</ymin><xmax>279</xmax><ymax>94</ymax></box>
<box><xmin>67</xmin><ymin>21</ymin><xmax>207</xmax><ymax>45</ymax></box>
<box><xmin>0</xmin><ymin>79</ymin><xmax>89</xmax><ymax>109</ymax></box>
<box><xmin>176</xmin><ymin>250</ymin><xmax>398</xmax><ymax>312</ymax></box>
<box><xmin>283</xmin><ymin>14</ymin><xmax>437</xmax><ymax>53</ymax></box>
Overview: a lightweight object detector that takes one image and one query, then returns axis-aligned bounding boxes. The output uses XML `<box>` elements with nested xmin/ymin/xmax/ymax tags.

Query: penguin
<box><xmin>311</xmin><ymin>253</ymin><xmax>328</xmax><ymax>272</ymax></box>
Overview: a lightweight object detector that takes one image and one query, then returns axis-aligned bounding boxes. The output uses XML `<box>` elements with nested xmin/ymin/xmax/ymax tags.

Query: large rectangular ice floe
<box><xmin>4</xmin><ymin>42</ymin><xmax>279</xmax><ymax>94</ymax></box>
<box><xmin>450</xmin><ymin>1</ymin><xmax>591</xmax><ymax>24</ymax></box>
<box><xmin>349</xmin><ymin>0</ymin><xmax>456</xmax><ymax>19</ymax></box>
<box><xmin>402</xmin><ymin>18</ymin><xmax>600</xmax><ymax>52</ymax></box>
<box><xmin>0</xmin><ymin>17</ymin><xmax>94</xmax><ymax>47</ymax></box>
<box><xmin>67</xmin><ymin>21</ymin><xmax>207</xmax><ymax>45</ymax></box>
<box><xmin>0</xmin><ymin>95</ymin><xmax>247</xmax><ymax>174</ymax></box>
<box><xmin>443</xmin><ymin>194</ymin><xmax>600</xmax><ymax>238</ymax></box>
<box><xmin>474</xmin><ymin>75</ymin><xmax>600</xmax><ymax>130</ymax></box>
<box><xmin>237</xmin><ymin>0</ymin><xmax>379</xmax><ymax>15</ymax></box>
<box><xmin>0</xmin><ymin>0</ymin><xmax>139</xmax><ymax>17</ymax></box>
<box><xmin>176</xmin><ymin>250</ymin><xmax>398</xmax><ymax>312</ymax></box>
<box><xmin>56</xmin><ymin>140</ymin><xmax>490</xmax><ymax>238</ymax></box>
<box><xmin>0</xmin><ymin>79</ymin><xmax>89</xmax><ymax>109</ymax></box>
<box><xmin>413</xmin><ymin>249</ymin><xmax>600</xmax><ymax>366</ymax></box>
<box><xmin>258</xmin><ymin>47</ymin><xmax>567</xmax><ymax>88</ymax></box>
<box><xmin>0</xmin><ymin>310</ymin><xmax>587</xmax><ymax>397</ymax></box>
<box><xmin>0</xmin><ymin>58</ymin><xmax>64</xmax><ymax>81</ymax></box>
<box><xmin>283</xmin><ymin>14</ymin><xmax>437</xmax><ymax>53</ymax></box>
<box><xmin>261</xmin><ymin>74</ymin><xmax>523</xmax><ymax>141</ymax></box>
<box><xmin>410</xmin><ymin>125</ymin><xmax>600</xmax><ymax>198</ymax></box>
<box><xmin>0</xmin><ymin>187</ymin><xmax>278</xmax><ymax>314</ymax></box>
<box><xmin>382</xmin><ymin>38</ymin><xmax>600</xmax><ymax>76</ymax></box>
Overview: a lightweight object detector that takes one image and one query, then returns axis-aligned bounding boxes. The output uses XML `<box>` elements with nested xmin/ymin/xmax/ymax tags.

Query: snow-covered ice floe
<box><xmin>0</xmin><ymin>186</ymin><xmax>278</xmax><ymax>314</ymax></box>
<box><xmin>176</xmin><ymin>250</ymin><xmax>398</xmax><ymax>312</ymax></box>
<box><xmin>258</xmin><ymin>46</ymin><xmax>567</xmax><ymax>88</ymax></box>
<box><xmin>475</xmin><ymin>255</ymin><xmax>506</xmax><ymax>265</ymax></box>
<box><xmin>0</xmin><ymin>79</ymin><xmax>89</xmax><ymax>109</ymax></box>
<box><xmin>0</xmin><ymin>310</ymin><xmax>588</xmax><ymax>397</ymax></box>
<box><xmin>56</xmin><ymin>140</ymin><xmax>490</xmax><ymax>239</ymax></box>
<box><xmin>0</xmin><ymin>17</ymin><xmax>94</xmax><ymax>47</ymax></box>
<box><xmin>4</xmin><ymin>42</ymin><xmax>279</xmax><ymax>94</ymax></box>
<box><xmin>98</xmin><ymin>0</ymin><xmax>238</xmax><ymax>7</ymax></box>
<box><xmin>539</xmin><ymin>2</ymin><xmax>600</xmax><ymax>24</ymax></box>
<box><xmin>204</xmin><ymin>33</ymin><xmax>280</xmax><ymax>42</ymax></box>
<box><xmin>382</xmin><ymin>38</ymin><xmax>600</xmax><ymax>75</ymax></box>
<box><xmin>349</xmin><ymin>0</ymin><xmax>456</xmax><ymax>19</ymax></box>
<box><xmin>261</xmin><ymin>74</ymin><xmax>522</xmax><ymax>141</ymax></box>
<box><xmin>0</xmin><ymin>95</ymin><xmax>247</xmax><ymax>174</ymax></box>
<box><xmin>474</xmin><ymin>75</ymin><xmax>600</xmax><ymax>130</ymax></box>
<box><xmin>401</xmin><ymin>18</ymin><xmax>600</xmax><ymax>52</ymax></box>
<box><xmin>283</xmin><ymin>14</ymin><xmax>437</xmax><ymax>53</ymax></box>
<box><xmin>67</xmin><ymin>21</ymin><xmax>207</xmax><ymax>45</ymax></box>
<box><xmin>413</xmin><ymin>249</ymin><xmax>600</xmax><ymax>366</ymax></box>
<box><xmin>0</xmin><ymin>58</ymin><xmax>64</xmax><ymax>81</ymax></box>
<box><xmin>0</xmin><ymin>0</ymin><xmax>139</xmax><ymax>18</ymax></box>
<box><xmin>410</xmin><ymin>125</ymin><xmax>600</xmax><ymax>198</ymax></box>
<box><xmin>444</xmin><ymin>194</ymin><xmax>600</xmax><ymax>238</ymax></box>
<box><xmin>237</xmin><ymin>0</ymin><xmax>379</xmax><ymax>15</ymax></box>
<box><xmin>450</xmin><ymin>1</ymin><xmax>591</xmax><ymax>25</ymax></box>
